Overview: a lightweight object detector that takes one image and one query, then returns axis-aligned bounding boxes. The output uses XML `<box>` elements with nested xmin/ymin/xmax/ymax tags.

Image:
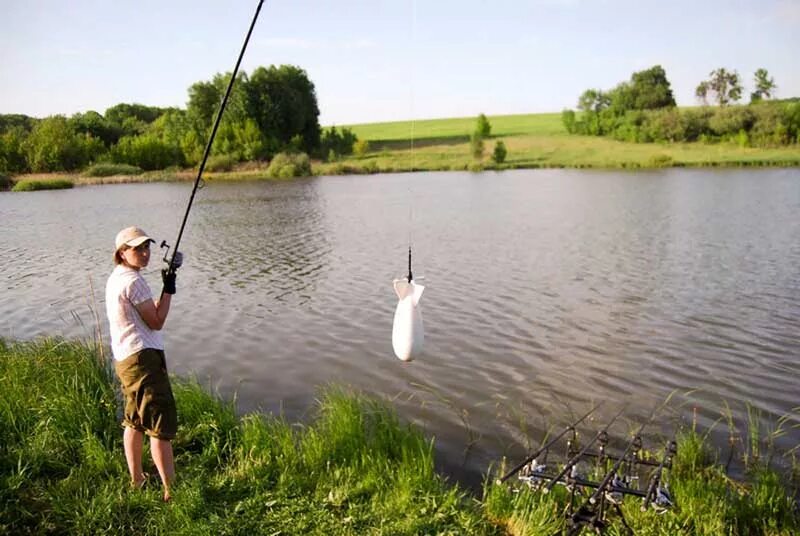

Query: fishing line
<box><xmin>390</xmin><ymin>0</ymin><xmax>425</xmax><ymax>362</ymax></box>
<box><xmin>406</xmin><ymin>0</ymin><xmax>417</xmax><ymax>281</ymax></box>
<box><xmin>161</xmin><ymin>0</ymin><xmax>265</xmax><ymax>273</ymax></box>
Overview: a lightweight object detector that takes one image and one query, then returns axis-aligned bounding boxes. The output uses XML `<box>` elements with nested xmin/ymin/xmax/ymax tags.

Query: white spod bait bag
<box><xmin>391</xmin><ymin>279</ymin><xmax>424</xmax><ymax>361</ymax></box>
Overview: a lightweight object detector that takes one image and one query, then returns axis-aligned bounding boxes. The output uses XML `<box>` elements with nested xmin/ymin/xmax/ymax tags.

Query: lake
<box><xmin>1</xmin><ymin>168</ymin><xmax>798</xmax><ymax>486</ymax></box>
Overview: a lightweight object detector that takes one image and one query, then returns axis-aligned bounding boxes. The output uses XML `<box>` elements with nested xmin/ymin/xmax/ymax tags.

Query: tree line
<box><xmin>0</xmin><ymin>65</ymin><xmax>359</xmax><ymax>174</ymax></box>
<box><xmin>562</xmin><ymin>66</ymin><xmax>800</xmax><ymax>146</ymax></box>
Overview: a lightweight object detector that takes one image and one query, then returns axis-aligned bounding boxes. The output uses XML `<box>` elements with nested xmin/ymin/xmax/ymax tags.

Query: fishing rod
<box><xmin>161</xmin><ymin>0</ymin><xmax>266</xmax><ymax>273</ymax></box>
<box><xmin>641</xmin><ymin>432</ymin><xmax>677</xmax><ymax>512</ymax></box>
<box><xmin>565</xmin><ymin>408</ymin><xmax>659</xmax><ymax>536</ymax></box>
<box><xmin>586</xmin><ymin>410</ymin><xmax>657</xmax><ymax>507</ymax></box>
<box><xmin>543</xmin><ymin>406</ymin><xmax>626</xmax><ymax>494</ymax></box>
<box><xmin>497</xmin><ymin>403</ymin><xmax>604</xmax><ymax>485</ymax></box>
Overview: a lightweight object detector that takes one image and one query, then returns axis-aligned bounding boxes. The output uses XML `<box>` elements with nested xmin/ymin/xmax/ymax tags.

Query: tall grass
<box><xmin>82</xmin><ymin>163</ymin><xmax>144</xmax><ymax>177</ymax></box>
<box><xmin>483</xmin><ymin>423</ymin><xmax>800</xmax><ymax>535</ymax></box>
<box><xmin>2</xmin><ymin>338</ymin><xmax>797</xmax><ymax>535</ymax></box>
<box><xmin>11</xmin><ymin>178</ymin><xmax>74</xmax><ymax>192</ymax></box>
<box><xmin>0</xmin><ymin>339</ymin><xmax>498</xmax><ymax>535</ymax></box>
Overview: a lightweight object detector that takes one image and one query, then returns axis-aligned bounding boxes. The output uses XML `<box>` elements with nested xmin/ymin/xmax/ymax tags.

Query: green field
<box><xmin>315</xmin><ymin>112</ymin><xmax>800</xmax><ymax>174</ymax></box>
<box><xmin>2</xmin><ymin>338</ymin><xmax>798</xmax><ymax>535</ymax></box>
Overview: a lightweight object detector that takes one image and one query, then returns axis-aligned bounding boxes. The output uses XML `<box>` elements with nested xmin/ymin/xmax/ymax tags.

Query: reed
<box><xmin>82</xmin><ymin>163</ymin><xmax>144</xmax><ymax>177</ymax></box>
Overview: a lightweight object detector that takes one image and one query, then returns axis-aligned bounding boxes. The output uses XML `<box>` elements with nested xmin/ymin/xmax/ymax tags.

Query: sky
<box><xmin>1</xmin><ymin>0</ymin><xmax>799</xmax><ymax>126</ymax></box>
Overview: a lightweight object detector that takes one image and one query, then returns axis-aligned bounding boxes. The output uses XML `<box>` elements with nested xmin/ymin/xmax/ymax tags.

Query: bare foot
<box><xmin>131</xmin><ymin>472</ymin><xmax>148</xmax><ymax>490</ymax></box>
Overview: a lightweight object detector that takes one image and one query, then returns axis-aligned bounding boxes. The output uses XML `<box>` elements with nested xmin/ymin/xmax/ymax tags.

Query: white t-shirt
<box><xmin>105</xmin><ymin>264</ymin><xmax>164</xmax><ymax>361</ymax></box>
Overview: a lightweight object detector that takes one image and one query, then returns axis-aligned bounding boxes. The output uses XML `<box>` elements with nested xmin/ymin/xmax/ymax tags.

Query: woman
<box><xmin>105</xmin><ymin>226</ymin><xmax>181</xmax><ymax>501</ymax></box>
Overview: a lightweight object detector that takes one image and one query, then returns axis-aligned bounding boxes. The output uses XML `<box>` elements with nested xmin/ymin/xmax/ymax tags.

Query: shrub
<box><xmin>492</xmin><ymin>140</ymin><xmax>507</xmax><ymax>163</ymax></box>
<box><xmin>783</xmin><ymin>102</ymin><xmax>800</xmax><ymax>142</ymax></box>
<box><xmin>735</xmin><ymin>129</ymin><xmax>750</xmax><ymax>148</ymax></box>
<box><xmin>561</xmin><ymin>109</ymin><xmax>577</xmax><ymax>134</ymax></box>
<box><xmin>648</xmin><ymin>154</ymin><xmax>673</xmax><ymax>167</ymax></box>
<box><xmin>708</xmin><ymin>106</ymin><xmax>755</xmax><ymax>137</ymax></box>
<box><xmin>205</xmin><ymin>154</ymin><xmax>236</xmax><ymax>172</ymax></box>
<box><xmin>320</xmin><ymin>126</ymin><xmax>356</xmax><ymax>159</ymax></box>
<box><xmin>82</xmin><ymin>163</ymin><xmax>143</xmax><ymax>177</ymax></box>
<box><xmin>110</xmin><ymin>135</ymin><xmax>184</xmax><ymax>171</ymax></box>
<box><xmin>12</xmin><ymin>179</ymin><xmax>73</xmax><ymax>192</ymax></box>
<box><xmin>749</xmin><ymin>103</ymin><xmax>788</xmax><ymax>146</ymax></box>
<box><xmin>470</xmin><ymin>131</ymin><xmax>484</xmax><ymax>160</ymax></box>
<box><xmin>680</xmin><ymin>107</ymin><xmax>714</xmax><ymax>141</ymax></box>
<box><xmin>353</xmin><ymin>139</ymin><xmax>370</xmax><ymax>158</ymax></box>
<box><xmin>266</xmin><ymin>151</ymin><xmax>311</xmax><ymax>178</ymax></box>
<box><xmin>362</xmin><ymin>159</ymin><xmax>379</xmax><ymax>173</ymax></box>
<box><xmin>0</xmin><ymin>173</ymin><xmax>12</xmax><ymax>190</ymax></box>
<box><xmin>640</xmin><ymin>108</ymin><xmax>685</xmax><ymax>142</ymax></box>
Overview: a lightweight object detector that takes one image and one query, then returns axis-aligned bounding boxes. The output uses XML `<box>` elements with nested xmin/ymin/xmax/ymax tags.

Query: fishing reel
<box><xmin>160</xmin><ymin>240</ymin><xmax>183</xmax><ymax>271</ymax></box>
<box><xmin>160</xmin><ymin>240</ymin><xmax>171</xmax><ymax>263</ymax></box>
<box><xmin>518</xmin><ymin>459</ymin><xmax>548</xmax><ymax>489</ymax></box>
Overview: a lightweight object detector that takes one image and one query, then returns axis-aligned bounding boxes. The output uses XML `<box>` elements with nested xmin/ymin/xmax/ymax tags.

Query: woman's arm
<box><xmin>135</xmin><ymin>293</ymin><xmax>172</xmax><ymax>331</ymax></box>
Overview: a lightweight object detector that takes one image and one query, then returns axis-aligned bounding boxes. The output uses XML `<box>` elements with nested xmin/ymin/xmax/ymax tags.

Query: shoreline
<box><xmin>2</xmin><ymin>338</ymin><xmax>798</xmax><ymax>534</ymax></box>
<box><xmin>4</xmin><ymin>109</ymin><xmax>800</xmax><ymax>191</ymax></box>
<box><xmin>5</xmin><ymin>154</ymin><xmax>800</xmax><ymax>192</ymax></box>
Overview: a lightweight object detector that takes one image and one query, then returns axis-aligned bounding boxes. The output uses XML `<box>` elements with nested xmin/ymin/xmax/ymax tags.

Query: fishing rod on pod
<box><xmin>497</xmin><ymin>402</ymin><xmax>604</xmax><ymax>485</ymax></box>
<box><xmin>565</xmin><ymin>406</ymin><xmax>660</xmax><ymax>536</ymax></box>
<box><xmin>160</xmin><ymin>0</ymin><xmax>266</xmax><ymax>279</ymax></box>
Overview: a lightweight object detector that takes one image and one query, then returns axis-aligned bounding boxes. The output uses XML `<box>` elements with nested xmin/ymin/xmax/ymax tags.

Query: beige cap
<box><xmin>115</xmin><ymin>226</ymin><xmax>155</xmax><ymax>251</ymax></box>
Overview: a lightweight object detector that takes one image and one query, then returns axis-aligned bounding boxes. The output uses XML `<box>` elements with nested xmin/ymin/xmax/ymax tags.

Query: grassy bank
<box><xmin>1</xmin><ymin>339</ymin><xmax>798</xmax><ymax>535</ymax></box>
<box><xmin>327</xmin><ymin>112</ymin><xmax>800</xmax><ymax>174</ymax></box>
<box><xmin>3</xmin><ymin>112</ymin><xmax>798</xmax><ymax>192</ymax></box>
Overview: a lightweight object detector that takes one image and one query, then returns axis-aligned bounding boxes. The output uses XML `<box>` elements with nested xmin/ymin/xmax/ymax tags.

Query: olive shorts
<box><xmin>114</xmin><ymin>348</ymin><xmax>177</xmax><ymax>440</ymax></box>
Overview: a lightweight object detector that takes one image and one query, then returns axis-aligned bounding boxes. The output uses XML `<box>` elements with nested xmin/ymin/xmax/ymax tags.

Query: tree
<box><xmin>69</xmin><ymin>110</ymin><xmax>121</xmax><ymax>146</ymax></box>
<box><xmin>750</xmin><ymin>68</ymin><xmax>777</xmax><ymax>103</ymax></box>
<box><xmin>626</xmin><ymin>65</ymin><xmax>676</xmax><ymax>110</ymax></box>
<box><xmin>24</xmin><ymin>116</ymin><xmax>103</xmax><ymax>172</ymax></box>
<box><xmin>697</xmin><ymin>68</ymin><xmax>743</xmax><ymax>107</ymax></box>
<box><xmin>245</xmin><ymin>65</ymin><xmax>321</xmax><ymax>155</ymax></box>
<box><xmin>0</xmin><ymin>114</ymin><xmax>36</xmax><ymax>135</ymax></box>
<box><xmin>186</xmin><ymin>72</ymin><xmax>251</xmax><ymax>157</ymax></box>
<box><xmin>104</xmin><ymin>103</ymin><xmax>169</xmax><ymax>136</ymax></box>
<box><xmin>578</xmin><ymin>89</ymin><xmax>610</xmax><ymax>113</ymax></box>
<box><xmin>606</xmin><ymin>65</ymin><xmax>676</xmax><ymax>113</ymax></box>
<box><xmin>186</xmin><ymin>78</ymin><xmax>224</xmax><ymax>131</ymax></box>
<box><xmin>0</xmin><ymin>128</ymin><xmax>29</xmax><ymax>173</ymax></box>
<box><xmin>695</xmin><ymin>81</ymin><xmax>710</xmax><ymax>105</ymax></box>
<box><xmin>476</xmin><ymin>113</ymin><xmax>491</xmax><ymax>138</ymax></box>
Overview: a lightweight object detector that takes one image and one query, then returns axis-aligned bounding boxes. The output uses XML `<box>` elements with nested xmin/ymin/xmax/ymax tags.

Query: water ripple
<box><xmin>1</xmin><ymin>169</ymin><xmax>799</xmax><ymax>482</ymax></box>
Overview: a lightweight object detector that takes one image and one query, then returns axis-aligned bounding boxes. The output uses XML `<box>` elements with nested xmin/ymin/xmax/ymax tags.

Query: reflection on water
<box><xmin>1</xmin><ymin>168</ymin><xmax>799</xmax><ymax>486</ymax></box>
